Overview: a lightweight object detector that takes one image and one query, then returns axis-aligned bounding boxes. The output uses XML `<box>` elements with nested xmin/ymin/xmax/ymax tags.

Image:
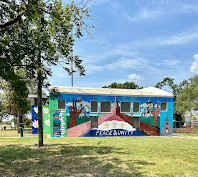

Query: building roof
<box><xmin>55</xmin><ymin>86</ymin><xmax>173</xmax><ymax>97</ymax></box>
<box><xmin>28</xmin><ymin>94</ymin><xmax>49</xmax><ymax>98</ymax></box>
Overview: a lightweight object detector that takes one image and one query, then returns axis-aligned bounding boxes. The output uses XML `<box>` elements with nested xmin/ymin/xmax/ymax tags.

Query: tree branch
<box><xmin>0</xmin><ymin>13</ymin><xmax>23</xmax><ymax>28</ymax></box>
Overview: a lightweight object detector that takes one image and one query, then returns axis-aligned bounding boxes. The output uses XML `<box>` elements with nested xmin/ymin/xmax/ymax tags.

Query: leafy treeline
<box><xmin>102</xmin><ymin>82</ymin><xmax>143</xmax><ymax>89</ymax></box>
<box><xmin>155</xmin><ymin>76</ymin><xmax>198</xmax><ymax>117</ymax></box>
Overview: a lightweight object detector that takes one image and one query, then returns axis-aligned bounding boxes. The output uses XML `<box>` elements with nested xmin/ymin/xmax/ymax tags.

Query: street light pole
<box><xmin>71</xmin><ymin>28</ymin><xmax>73</xmax><ymax>87</ymax></box>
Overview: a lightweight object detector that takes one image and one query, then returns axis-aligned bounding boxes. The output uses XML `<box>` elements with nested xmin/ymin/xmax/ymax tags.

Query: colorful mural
<box><xmin>65</xmin><ymin>97</ymin><xmax>161</xmax><ymax>137</ymax></box>
<box><xmin>49</xmin><ymin>99</ymin><xmax>67</xmax><ymax>137</ymax></box>
<box><xmin>84</xmin><ymin>114</ymin><xmax>145</xmax><ymax>137</ymax></box>
<box><xmin>31</xmin><ymin>105</ymin><xmax>38</xmax><ymax>134</ymax></box>
<box><xmin>52</xmin><ymin>110</ymin><xmax>67</xmax><ymax>137</ymax></box>
<box><xmin>68</xmin><ymin>98</ymin><xmax>84</xmax><ymax>128</ymax></box>
<box><xmin>49</xmin><ymin>91</ymin><xmax>173</xmax><ymax>137</ymax></box>
<box><xmin>43</xmin><ymin>105</ymin><xmax>50</xmax><ymax>134</ymax></box>
<box><xmin>31</xmin><ymin>105</ymin><xmax>50</xmax><ymax>135</ymax></box>
<box><xmin>162</xmin><ymin>116</ymin><xmax>171</xmax><ymax>135</ymax></box>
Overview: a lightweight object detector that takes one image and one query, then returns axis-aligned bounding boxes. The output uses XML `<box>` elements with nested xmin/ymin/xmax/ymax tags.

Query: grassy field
<box><xmin>0</xmin><ymin>131</ymin><xmax>198</xmax><ymax>177</ymax></box>
<box><xmin>0</xmin><ymin>129</ymin><xmax>32</xmax><ymax>137</ymax></box>
<box><xmin>174</xmin><ymin>133</ymin><xmax>198</xmax><ymax>137</ymax></box>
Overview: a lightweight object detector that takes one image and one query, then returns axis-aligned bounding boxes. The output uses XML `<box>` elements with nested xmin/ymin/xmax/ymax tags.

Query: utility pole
<box><xmin>71</xmin><ymin>29</ymin><xmax>73</xmax><ymax>87</ymax></box>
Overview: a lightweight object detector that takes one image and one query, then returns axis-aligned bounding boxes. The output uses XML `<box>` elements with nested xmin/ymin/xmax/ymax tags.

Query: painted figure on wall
<box><xmin>79</xmin><ymin>104</ymin><xmax>84</xmax><ymax>118</ymax></box>
<box><xmin>85</xmin><ymin>105</ymin><xmax>90</xmax><ymax>117</ymax></box>
<box><xmin>146</xmin><ymin>107</ymin><xmax>150</xmax><ymax>117</ymax></box>
<box><xmin>69</xmin><ymin>98</ymin><xmax>84</xmax><ymax>128</ymax></box>
<box><xmin>78</xmin><ymin>103</ymin><xmax>90</xmax><ymax>118</ymax></box>
<box><xmin>162</xmin><ymin>116</ymin><xmax>171</xmax><ymax>134</ymax></box>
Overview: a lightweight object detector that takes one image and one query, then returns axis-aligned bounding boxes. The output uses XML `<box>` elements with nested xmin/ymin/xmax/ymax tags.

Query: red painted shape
<box><xmin>140</xmin><ymin>121</ymin><xmax>160</xmax><ymax>136</ymax></box>
<box><xmin>67</xmin><ymin>121</ymin><xmax>91</xmax><ymax>137</ymax></box>
<box><xmin>118</xmin><ymin>113</ymin><xmax>133</xmax><ymax>125</ymax></box>
<box><xmin>105</xmin><ymin>115</ymin><xmax>126</xmax><ymax>122</ymax></box>
<box><xmin>68</xmin><ymin>98</ymin><xmax>84</xmax><ymax>128</ymax></box>
<box><xmin>98</xmin><ymin>113</ymin><xmax>113</xmax><ymax>125</ymax></box>
<box><xmin>152</xmin><ymin>103</ymin><xmax>160</xmax><ymax>127</ymax></box>
<box><xmin>112</xmin><ymin>97</ymin><xmax>133</xmax><ymax>125</ymax></box>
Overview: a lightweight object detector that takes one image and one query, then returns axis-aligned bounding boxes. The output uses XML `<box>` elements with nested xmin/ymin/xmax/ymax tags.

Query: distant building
<box><xmin>28</xmin><ymin>94</ymin><xmax>49</xmax><ymax>105</ymax></box>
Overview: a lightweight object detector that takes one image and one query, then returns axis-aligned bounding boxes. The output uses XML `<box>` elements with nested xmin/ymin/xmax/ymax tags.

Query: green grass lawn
<box><xmin>0</xmin><ymin>129</ymin><xmax>32</xmax><ymax>137</ymax></box>
<box><xmin>0</xmin><ymin>131</ymin><xmax>198</xmax><ymax>177</ymax></box>
<box><xmin>174</xmin><ymin>133</ymin><xmax>198</xmax><ymax>137</ymax></box>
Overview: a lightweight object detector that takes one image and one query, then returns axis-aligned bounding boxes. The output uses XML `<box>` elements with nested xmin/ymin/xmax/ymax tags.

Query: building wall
<box><xmin>50</xmin><ymin>93</ymin><xmax>173</xmax><ymax>136</ymax></box>
<box><xmin>160</xmin><ymin>102</ymin><xmax>173</xmax><ymax>135</ymax></box>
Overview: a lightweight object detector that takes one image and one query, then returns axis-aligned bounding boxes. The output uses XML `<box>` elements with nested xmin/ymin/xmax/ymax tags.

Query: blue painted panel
<box><xmin>31</xmin><ymin>105</ymin><xmax>38</xmax><ymax>134</ymax></box>
<box><xmin>160</xmin><ymin>101</ymin><xmax>173</xmax><ymax>133</ymax></box>
<box><xmin>83</xmin><ymin>129</ymin><xmax>146</xmax><ymax>137</ymax></box>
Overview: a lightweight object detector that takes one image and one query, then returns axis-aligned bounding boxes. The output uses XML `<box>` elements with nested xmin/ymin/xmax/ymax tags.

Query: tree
<box><xmin>102</xmin><ymin>82</ymin><xmax>143</xmax><ymax>89</ymax></box>
<box><xmin>1</xmin><ymin>80</ymin><xmax>30</xmax><ymax>132</ymax></box>
<box><xmin>0</xmin><ymin>94</ymin><xmax>8</xmax><ymax>123</ymax></box>
<box><xmin>1</xmin><ymin>0</ymin><xmax>92</xmax><ymax>146</ymax></box>
<box><xmin>175</xmin><ymin>75</ymin><xmax>198</xmax><ymax>117</ymax></box>
<box><xmin>155</xmin><ymin>77</ymin><xmax>189</xmax><ymax>101</ymax></box>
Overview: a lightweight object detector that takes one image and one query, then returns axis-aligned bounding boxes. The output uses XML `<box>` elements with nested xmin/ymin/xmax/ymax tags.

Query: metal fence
<box><xmin>173</xmin><ymin>121</ymin><xmax>185</xmax><ymax>128</ymax></box>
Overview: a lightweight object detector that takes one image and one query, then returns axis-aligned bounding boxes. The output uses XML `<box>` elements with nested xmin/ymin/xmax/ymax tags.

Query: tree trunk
<box><xmin>37</xmin><ymin>14</ymin><xmax>44</xmax><ymax>147</ymax></box>
<box><xmin>14</xmin><ymin>114</ymin><xmax>17</xmax><ymax>130</ymax></box>
<box><xmin>17</xmin><ymin>112</ymin><xmax>20</xmax><ymax>133</ymax></box>
<box><xmin>37</xmin><ymin>66</ymin><xmax>43</xmax><ymax>147</ymax></box>
<box><xmin>16</xmin><ymin>115</ymin><xmax>19</xmax><ymax>132</ymax></box>
<box><xmin>17</xmin><ymin>112</ymin><xmax>23</xmax><ymax>133</ymax></box>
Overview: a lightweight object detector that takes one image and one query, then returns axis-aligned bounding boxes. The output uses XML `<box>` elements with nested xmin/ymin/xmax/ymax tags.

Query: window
<box><xmin>101</xmin><ymin>101</ymin><xmax>111</xmax><ymax>112</ymax></box>
<box><xmin>161</xmin><ymin>102</ymin><xmax>167</xmax><ymax>112</ymax></box>
<box><xmin>91</xmin><ymin>101</ymin><xmax>98</xmax><ymax>112</ymax></box>
<box><xmin>121</xmin><ymin>102</ymin><xmax>131</xmax><ymax>113</ymax></box>
<box><xmin>133</xmin><ymin>102</ymin><xmax>140</xmax><ymax>113</ymax></box>
<box><xmin>58</xmin><ymin>99</ymin><xmax>66</xmax><ymax>109</ymax></box>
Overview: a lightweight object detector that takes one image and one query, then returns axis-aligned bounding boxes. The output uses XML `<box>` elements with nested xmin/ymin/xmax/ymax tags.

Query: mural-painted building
<box><xmin>49</xmin><ymin>86</ymin><xmax>173</xmax><ymax>137</ymax></box>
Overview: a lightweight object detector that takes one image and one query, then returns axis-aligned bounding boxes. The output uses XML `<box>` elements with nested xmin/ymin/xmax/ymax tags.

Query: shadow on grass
<box><xmin>0</xmin><ymin>144</ymin><xmax>155</xmax><ymax>177</ymax></box>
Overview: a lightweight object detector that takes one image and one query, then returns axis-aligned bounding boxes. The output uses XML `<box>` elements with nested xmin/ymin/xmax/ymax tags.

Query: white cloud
<box><xmin>125</xmin><ymin>9</ymin><xmax>163</xmax><ymax>22</ymax></box>
<box><xmin>181</xmin><ymin>4</ymin><xmax>198</xmax><ymax>13</ymax></box>
<box><xmin>106</xmin><ymin>57</ymin><xmax>150</xmax><ymax>70</ymax></box>
<box><xmin>190</xmin><ymin>54</ymin><xmax>198</xmax><ymax>74</ymax></box>
<box><xmin>161</xmin><ymin>31</ymin><xmax>198</xmax><ymax>45</ymax></box>
<box><xmin>163</xmin><ymin>60</ymin><xmax>180</xmax><ymax>67</ymax></box>
<box><xmin>121</xmin><ymin>29</ymin><xmax>198</xmax><ymax>48</ymax></box>
<box><xmin>128</xmin><ymin>73</ymin><xmax>142</xmax><ymax>80</ymax></box>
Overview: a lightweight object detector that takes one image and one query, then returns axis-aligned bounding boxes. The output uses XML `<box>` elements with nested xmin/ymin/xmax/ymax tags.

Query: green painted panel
<box><xmin>49</xmin><ymin>100</ymin><xmax>67</xmax><ymax>137</ymax></box>
<box><xmin>49</xmin><ymin>100</ymin><xmax>57</xmax><ymax>137</ymax></box>
<box><xmin>140</xmin><ymin>116</ymin><xmax>160</xmax><ymax>128</ymax></box>
<box><xmin>43</xmin><ymin>105</ymin><xmax>50</xmax><ymax>134</ymax></box>
<box><xmin>66</xmin><ymin>116</ymin><xmax>91</xmax><ymax>128</ymax></box>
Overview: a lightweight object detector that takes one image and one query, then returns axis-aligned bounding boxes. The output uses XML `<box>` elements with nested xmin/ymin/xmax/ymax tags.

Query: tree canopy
<box><xmin>0</xmin><ymin>0</ymin><xmax>93</xmax><ymax>146</ymax></box>
<box><xmin>155</xmin><ymin>77</ymin><xmax>189</xmax><ymax>101</ymax></box>
<box><xmin>102</xmin><ymin>82</ymin><xmax>143</xmax><ymax>89</ymax></box>
<box><xmin>174</xmin><ymin>75</ymin><xmax>198</xmax><ymax>117</ymax></box>
<box><xmin>155</xmin><ymin>75</ymin><xmax>198</xmax><ymax>118</ymax></box>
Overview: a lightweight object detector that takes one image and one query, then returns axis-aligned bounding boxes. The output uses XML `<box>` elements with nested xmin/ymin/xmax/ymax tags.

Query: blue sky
<box><xmin>50</xmin><ymin>0</ymin><xmax>198</xmax><ymax>89</ymax></box>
